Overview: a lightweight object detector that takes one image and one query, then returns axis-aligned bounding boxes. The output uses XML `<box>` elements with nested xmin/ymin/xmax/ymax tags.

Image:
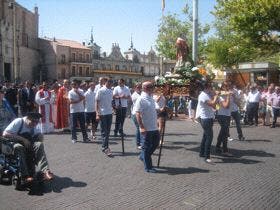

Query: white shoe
<box><xmin>227</xmin><ymin>137</ymin><xmax>234</xmax><ymax>141</ymax></box>
<box><xmin>71</xmin><ymin>139</ymin><xmax>77</xmax><ymax>144</ymax></box>
<box><xmin>205</xmin><ymin>158</ymin><xmax>212</xmax><ymax>163</ymax></box>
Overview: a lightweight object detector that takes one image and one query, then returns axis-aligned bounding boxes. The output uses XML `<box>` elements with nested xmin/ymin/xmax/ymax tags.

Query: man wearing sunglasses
<box><xmin>3</xmin><ymin>112</ymin><xmax>54</xmax><ymax>183</ymax></box>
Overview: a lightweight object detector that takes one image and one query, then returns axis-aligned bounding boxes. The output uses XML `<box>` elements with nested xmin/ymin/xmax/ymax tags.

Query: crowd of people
<box><xmin>0</xmin><ymin>78</ymin><xmax>279</xmax><ymax>173</ymax></box>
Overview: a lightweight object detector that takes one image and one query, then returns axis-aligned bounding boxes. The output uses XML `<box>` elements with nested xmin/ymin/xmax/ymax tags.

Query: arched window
<box><xmin>115</xmin><ymin>65</ymin><xmax>119</xmax><ymax>71</ymax></box>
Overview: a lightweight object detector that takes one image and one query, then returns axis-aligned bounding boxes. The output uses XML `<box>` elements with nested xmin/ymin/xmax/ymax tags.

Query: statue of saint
<box><xmin>174</xmin><ymin>37</ymin><xmax>190</xmax><ymax>70</ymax></box>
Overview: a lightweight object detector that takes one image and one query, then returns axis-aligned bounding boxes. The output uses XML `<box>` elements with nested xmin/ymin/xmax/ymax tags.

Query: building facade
<box><xmin>38</xmin><ymin>38</ymin><xmax>92</xmax><ymax>83</ymax></box>
<box><xmin>91</xmin><ymin>37</ymin><xmax>175</xmax><ymax>86</ymax></box>
<box><xmin>0</xmin><ymin>0</ymin><xmax>39</xmax><ymax>82</ymax></box>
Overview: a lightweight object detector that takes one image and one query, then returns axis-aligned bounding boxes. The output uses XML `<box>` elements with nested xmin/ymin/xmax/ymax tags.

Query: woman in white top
<box><xmin>215</xmin><ymin>82</ymin><xmax>232</xmax><ymax>156</ymax></box>
<box><xmin>196</xmin><ymin>82</ymin><xmax>219</xmax><ymax>163</ymax></box>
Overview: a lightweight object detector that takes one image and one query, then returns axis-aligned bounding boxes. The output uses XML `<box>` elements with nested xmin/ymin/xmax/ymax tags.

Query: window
<box><xmin>72</xmin><ymin>53</ymin><xmax>76</xmax><ymax>61</ymax></box>
<box><xmin>86</xmin><ymin>67</ymin><xmax>90</xmax><ymax>76</ymax></box>
<box><xmin>71</xmin><ymin>66</ymin><xmax>76</xmax><ymax>76</ymax></box>
<box><xmin>122</xmin><ymin>65</ymin><xmax>127</xmax><ymax>70</ymax></box>
<box><xmin>107</xmin><ymin>64</ymin><xmax>111</xmax><ymax>70</ymax></box>
<box><xmin>101</xmin><ymin>64</ymin><xmax>106</xmax><ymax>70</ymax></box>
<box><xmin>79</xmin><ymin>67</ymin><xmax>83</xmax><ymax>76</ymax></box>
<box><xmin>115</xmin><ymin>65</ymin><xmax>119</xmax><ymax>71</ymax></box>
<box><xmin>86</xmin><ymin>54</ymin><xmax>90</xmax><ymax>62</ymax></box>
<box><xmin>61</xmin><ymin>54</ymin><xmax>66</xmax><ymax>64</ymax></box>
<box><xmin>79</xmin><ymin>54</ymin><xmax>83</xmax><ymax>62</ymax></box>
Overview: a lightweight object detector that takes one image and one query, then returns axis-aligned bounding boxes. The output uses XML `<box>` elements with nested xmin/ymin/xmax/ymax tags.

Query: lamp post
<box><xmin>192</xmin><ymin>0</ymin><xmax>198</xmax><ymax>65</ymax></box>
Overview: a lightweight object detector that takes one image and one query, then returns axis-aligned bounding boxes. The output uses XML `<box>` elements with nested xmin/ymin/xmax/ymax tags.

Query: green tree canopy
<box><xmin>213</xmin><ymin>0</ymin><xmax>280</xmax><ymax>53</ymax></box>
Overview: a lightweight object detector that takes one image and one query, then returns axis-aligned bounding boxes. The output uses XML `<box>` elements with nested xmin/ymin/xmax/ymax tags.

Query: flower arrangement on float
<box><xmin>154</xmin><ymin>63</ymin><xmax>215</xmax><ymax>96</ymax></box>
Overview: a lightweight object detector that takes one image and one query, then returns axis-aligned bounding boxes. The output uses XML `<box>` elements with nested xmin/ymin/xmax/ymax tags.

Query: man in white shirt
<box><xmin>68</xmin><ymin>81</ymin><xmax>88</xmax><ymax>143</ymax></box>
<box><xmin>135</xmin><ymin>81</ymin><xmax>159</xmax><ymax>173</ymax></box>
<box><xmin>84</xmin><ymin>81</ymin><xmax>97</xmax><ymax>139</ymax></box>
<box><xmin>3</xmin><ymin>112</ymin><xmax>54</xmax><ymax>183</ymax></box>
<box><xmin>113</xmin><ymin>79</ymin><xmax>131</xmax><ymax>137</ymax></box>
<box><xmin>247</xmin><ymin>84</ymin><xmax>261</xmax><ymax>126</ymax></box>
<box><xmin>95</xmin><ymin>78</ymin><xmax>114</xmax><ymax>156</ymax></box>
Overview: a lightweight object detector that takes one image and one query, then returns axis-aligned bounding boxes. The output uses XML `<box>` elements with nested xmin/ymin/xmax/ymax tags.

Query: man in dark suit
<box><xmin>18</xmin><ymin>81</ymin><xmax>35</xmax><ymax>116</ymax></box>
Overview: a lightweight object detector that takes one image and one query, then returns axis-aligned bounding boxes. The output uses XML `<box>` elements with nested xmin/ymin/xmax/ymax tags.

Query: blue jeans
<box><xmin>216</xmin><ymin>115</ymin><xmax>231</xmax><ymax>152</ymax></box>
<box><xmin>70</xmin><ymin>112</ymin><xmax>88</xmax><ymax>141</ymax></box>
<box><xmin>114</xmin><ymin>107</ymin><xmax>127</xmax><ymax>134</ymax></box>
<box><xmin>131</xmin><ymin>114</ymin><xmax>141</xmax><ymax>146</ymax></box>
<box><xmin>248</xmin><ymin>102</ymin><xmax>259</xmax><ymax>125</ymax></box>
<box><xmin>139</xmin><ymin>130</ymin><xmax>160</xmax><ymax>171</ymax></box>
<box><xmin>272</xmin><ymin>107</ymin><xmax>280</xmax><ymax>126</ymax></box>
<box><xmin>231</xmin><ymin>111</ymin><xmax>243</xmax><ymax>139</ymax></box>
<box><xmin>200</xmin><ymin>118</ymin><xmax>214</xmax><ymax>159</ymax></box>
<box><xmin>100</xmin><ymin>114</ymin><xmax>112</xmax><ymax>150</ymax></box>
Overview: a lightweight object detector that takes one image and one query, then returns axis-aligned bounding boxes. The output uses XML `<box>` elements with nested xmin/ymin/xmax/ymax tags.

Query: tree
<box><xmin>156</xmin><ymin>5</ymin><xmax>209</xmax><ymax>61</ymax></box>
<box><xmin>213</xmin><ymin>0</ymin><xmax>280</xmax><ymax>54</ymax></box>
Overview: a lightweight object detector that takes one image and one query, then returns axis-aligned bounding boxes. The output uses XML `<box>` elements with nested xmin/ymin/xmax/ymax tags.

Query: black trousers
<box><xmin>114</xmin><ymin>107</ymin><xmax>127</xmax><ymax>134</ymax></box>
<box><xmin>247</xmin><ymin>102</ymin><xmax>259</xmax><ymax>125</ymax></box>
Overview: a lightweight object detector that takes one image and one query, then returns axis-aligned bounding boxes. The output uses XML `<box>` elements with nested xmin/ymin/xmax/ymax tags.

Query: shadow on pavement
<box><xmin>113</xmin><ymin>151</ymin><xmax>139</xmax><ymax>157</ymax></box>
<box><xmin>28</xmin><ymin>176</ymin><xmax>87</xmax><ymax>196</ymax></box>
<box><xmin>164</xmin><ymin>132</ymin><xmax>198</xmax><ymax>137</ymax></box>
<box><xmin>156</xmin><ymin>166</ymin><xmax>210</xmax><ymax>175</ymax></box>
<box><xmin>189</xmin><ymin>146</ymin><xmax>275</xmax><ymax>158</ymax></box>
<box><xmin>214</xmin><ymin>157</ymin><xmax>262</xmax><ymax>164</ymax></box>
<box><xmin>243</xmin><ymin>139</ymin><xmax>272</xmax><ymax>143</ymax></box>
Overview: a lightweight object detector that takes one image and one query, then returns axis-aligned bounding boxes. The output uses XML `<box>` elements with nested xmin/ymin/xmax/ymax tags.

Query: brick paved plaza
<box><xmin>1</xmin><ymin>116</ymin><xmax>279</xmax><ymax>209</ymax></box>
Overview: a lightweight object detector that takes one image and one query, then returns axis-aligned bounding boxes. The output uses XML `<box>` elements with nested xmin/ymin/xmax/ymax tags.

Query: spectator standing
<box><xmin>131</xmin><ymin>83</ymin><xmax>142</xmax><ymax>149</ymax></box>
<box><xmin>247</xmin><ymin>84</ymin><xmax>261</xmax><ymax>126</ymax></box>
<box><xmin>84</xmin><ymin>81</ymin><xmax>97</xmax><ymax>139</ymax></box>
<box><xmin>269</xmin><ymin>86</ymin><xmax>280</xmax><ymax>128</ymax></box>
<box><xmin>18</xmin><ymin>81</ymin><xmax>35</xmax><ymax>116</ymax></box>
<box><xmin>68</xmin><ymin>81</ymin><xmax>88</xmax><ymax>143</ymax></box>
<box><xmin>4</xmin><ymin>82</ymin><xmax>18</xmax><ymax>117</ymax></box>
<box><xmin>95</xmin><ymin>78</ymin><xmax>114</xmax><ymax>156</ymax></box>
<box><xmin>113</xmin><ymin>79</ymin><xmax>131</xmax><ymax>136</ymax></box>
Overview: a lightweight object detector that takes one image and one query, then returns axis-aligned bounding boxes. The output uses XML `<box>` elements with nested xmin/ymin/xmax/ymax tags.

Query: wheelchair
<box><xmin>0</xmin><ymin>136</ymin><xmax>42</xmax><ymax>190</ymax></box>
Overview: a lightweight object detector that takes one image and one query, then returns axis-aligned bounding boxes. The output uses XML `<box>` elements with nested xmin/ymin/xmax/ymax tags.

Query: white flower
<box><xmin>191</xmin><ymin>67</ymin><xmax>199</xmax><ymax>71</ymax></box>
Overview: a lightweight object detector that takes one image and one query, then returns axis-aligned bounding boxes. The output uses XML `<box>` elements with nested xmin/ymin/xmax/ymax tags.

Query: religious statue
<box><xmin>174</xmin><ymin>37</ymin><xmax>190</xmax><ymax>70</ymax></box>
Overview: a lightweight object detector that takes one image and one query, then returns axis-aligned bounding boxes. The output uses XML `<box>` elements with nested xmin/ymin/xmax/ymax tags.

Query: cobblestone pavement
<box><xmin>1</xmin><ymin>115</ymin><xmax>280</xmax><ymax>209</ymax></box>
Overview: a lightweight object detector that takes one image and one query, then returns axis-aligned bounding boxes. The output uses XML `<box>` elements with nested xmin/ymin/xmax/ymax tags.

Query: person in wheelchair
<box><xmin>2</xmin><ymin>112</ymin><xmax>54</xmax><ymax>183</ymax></box>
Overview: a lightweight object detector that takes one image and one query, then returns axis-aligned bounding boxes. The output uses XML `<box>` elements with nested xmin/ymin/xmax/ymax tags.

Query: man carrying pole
<box><xmin>135</xmin><ymin>81</ymin><xmax>160</xmax><ymax>173</ymax></box>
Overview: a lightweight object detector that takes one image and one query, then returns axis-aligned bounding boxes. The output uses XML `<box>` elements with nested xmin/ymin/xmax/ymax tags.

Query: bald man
<box><xmin>134</xmin><ymin>81</ymin><xmax>160</xmax><ymax>173</ymax></box>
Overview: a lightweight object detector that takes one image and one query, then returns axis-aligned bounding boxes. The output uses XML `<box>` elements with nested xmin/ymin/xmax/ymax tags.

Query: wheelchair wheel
<box><xmin>12</xmin><ymin>175</ymin><xmax>23</xmax><ymax>191</ymax></box>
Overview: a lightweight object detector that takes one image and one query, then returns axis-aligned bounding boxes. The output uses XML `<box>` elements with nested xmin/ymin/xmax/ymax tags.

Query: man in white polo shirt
<box><xmin>113</xmin><ymin>78</ymin><xmax>131</xmax><ymax>137</ymax></box>
<box><xmin>84</xmin><ymin>81</ymin><xmax>97</xmax><ymax>139</ymax></box>
<box><xmin>95</xmin><ymin>78</ymin><xmax>114</xmax><ymax>156</ymax></box>
<box><xmin>68</xmin><ymin>81</ymin><xmax>89</xmax><ymax>143</ymax></box>
<box><xmin>135</xmin><ymin>81</ymin><xmax>159</xmax><ymax>173</ymax></box>
<box><xmin>247</xmin><ymin>84</ymin><xmax>261</xmax><ymax>126</ymax></box>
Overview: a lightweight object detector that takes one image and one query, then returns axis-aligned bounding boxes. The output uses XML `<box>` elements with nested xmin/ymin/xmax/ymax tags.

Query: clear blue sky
<box><xmin>17</xmin><ymin>0</ymin><xmax>216</xmax><ymax>54</ymax></box>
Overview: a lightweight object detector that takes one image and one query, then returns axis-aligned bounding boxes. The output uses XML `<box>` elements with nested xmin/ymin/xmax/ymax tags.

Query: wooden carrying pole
<box><xmin>157</xmin><ymin>118</ymin><xmax>166</xmax><ymax>167</ymax></box>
